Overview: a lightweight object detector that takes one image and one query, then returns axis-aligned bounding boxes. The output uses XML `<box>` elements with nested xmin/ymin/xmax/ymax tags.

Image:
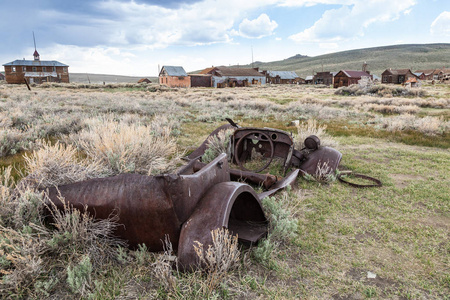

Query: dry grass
<box><xmin>201</xmin><ymin>128</ymin><xmax>235</xmax><ymax>163</ymax></box>
<box><xmin>0</xmin><ymin>83</ymin><xmax>448</xmax><ymax>298</ymax></box>
<box><xmin>71</xmin><ymin>116</ymin><xmax>181</xmax><ymax>175</ymax></box>
<box><xmin>295</xmin><ymin>119</ymin><xmax>339</xmax><ymax>149</ymax></box>
<box><xmin>23</xmin><ymin>140</ymin><xmax>106</xmax><ymax>188</ymax></box>
<box><xmin>193</xmin><ymin>228</ymin><xmax>240</xmax><ymax>294</ymax></box>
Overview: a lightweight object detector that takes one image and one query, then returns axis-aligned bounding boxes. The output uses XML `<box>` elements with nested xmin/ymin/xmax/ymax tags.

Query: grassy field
<box><xmin>0</xmin><ymin>81</ymin><xmax>448</xmax><ymax>299</ymax></box>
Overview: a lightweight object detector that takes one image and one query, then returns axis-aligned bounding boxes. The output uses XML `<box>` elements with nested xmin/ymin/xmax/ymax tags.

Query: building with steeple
<box><xmin>2</xmin><ymin>49</ymin><xmax>69</xmax><ymax>84</ymax></box>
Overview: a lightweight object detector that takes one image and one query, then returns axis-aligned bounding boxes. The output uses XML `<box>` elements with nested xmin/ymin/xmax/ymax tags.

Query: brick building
<box><xmin>159</xmin><ymin>66</ymin><xmax>190</xmax><ymax>88</ymax></box>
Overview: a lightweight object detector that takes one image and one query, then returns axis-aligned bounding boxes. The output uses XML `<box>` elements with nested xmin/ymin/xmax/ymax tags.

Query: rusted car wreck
<box><xmin>46</xmin><ymin>120</ymin><xmax>343</xmax><ymax>270</ymax></box>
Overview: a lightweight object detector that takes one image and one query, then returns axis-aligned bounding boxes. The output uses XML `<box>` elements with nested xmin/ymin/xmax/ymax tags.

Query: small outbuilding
<box><xmin>305</xmin><ymin>75</ymin><xmax>314</xmax><ymax>84</ymax></box>
<box><xmin>159</xmin><ymin>66</ymin><xmax>190</xmax><ymax>88</ymax></box>
<box><xmin>333</xmin><ymin>70</ymin><xmax>372</xmax><ymax>88</ymax></box>
<box><xmin>138</xmin><ymin>78</ymin><xmax>151</xmax><ymax>84</ymax></box>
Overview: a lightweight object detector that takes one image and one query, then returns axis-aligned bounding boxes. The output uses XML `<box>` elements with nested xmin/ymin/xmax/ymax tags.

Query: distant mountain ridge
<box><xmin>247</xmin><ymin>43</ymin><xmax>450</xmax><ymax>78</ymax></box>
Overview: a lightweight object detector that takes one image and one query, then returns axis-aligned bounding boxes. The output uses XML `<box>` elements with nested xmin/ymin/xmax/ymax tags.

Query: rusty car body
<box><xmin>46</xmin><ymin>120</ymin><xmax>343</xmax><ymax>270</ymax></box>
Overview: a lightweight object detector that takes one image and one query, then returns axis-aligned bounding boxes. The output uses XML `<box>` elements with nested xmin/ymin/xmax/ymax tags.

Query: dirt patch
<box><xmin>389</xmin><ymin>173</ymin><xmax>426</xmax><ymax>189</ymax></box>
<box><xmin>417</xmin><ymin>214</ymin><xmax>450</xmax><ymax>230</ymax></box>
<box><xmin>355</xmin><ymin>231</ymin><xmax>380</xmax><ymax>243</ymax></box>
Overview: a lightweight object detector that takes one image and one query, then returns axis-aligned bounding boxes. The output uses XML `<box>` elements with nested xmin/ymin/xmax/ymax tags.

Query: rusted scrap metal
<box><xmin>189</xmin><ymin>119</ymin><xmax>342</xmax><ymax>177</ymax></box>
<box><xmin>44</xmin><ymin>119</ymin><xmax>346</xmax><ymax>271</ymax></box>
<box><xmin>46</xmin><ymin>154</ymin><xmax>269</xmax><ymax>270</ymax></box>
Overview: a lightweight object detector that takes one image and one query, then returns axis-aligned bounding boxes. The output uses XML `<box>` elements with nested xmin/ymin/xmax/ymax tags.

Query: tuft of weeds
<box><xmin>193</xmin><ymin>228</ymin><xmax>240</xmax><ymax>295</ymax></box>
<box><xmin>71</xmin><ymin>116</ymin><xmax>181</xmax><ymax>175</ymax></box>
<box><xmin>23</xmin><ymin>139</ymin><xmax>106</xmax><ymax>189</ymax></box>
<box><xmin>202</xmin><ymin>128</ymin><xmax>235</xmax><ymax>163</ymax></box>
<box><xmin>295</xmin><ymin>119</ymin><xmax>339</xmax><ymax>149</ymax></box>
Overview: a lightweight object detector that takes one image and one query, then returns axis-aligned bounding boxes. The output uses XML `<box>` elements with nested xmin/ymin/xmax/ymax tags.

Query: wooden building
<box><xmin>264</xmin><ymin>70</ymin><xmax>300</xmax><ymax>84</ymax></box>
<box><xmin>137</xmin><ymin>78</ymin><xmax>151</xmax><ymax>84</ymax></box>
<box><xmin>333</xmin><ymin>70</ymin><xmax>372</xmax><ymax>88</ymax></box>
<box><xmin>414</xmin><ymin>69</ymin><xmax>436</xmax><ymax>80</ymax></box>
<box><xmin>3</xmin><ymin>50</ymin><xmax>69</xmax><ymax>84</ymax></box>
<box><xmin>381</xmin><ymin>69</ymin><xmax>417</xmax><ymax>84</ymax></box>
<box><xmin>159</xmin><ymin>66</ymin><xmax>190</xmax><ymax>88</ymax></box>
<box><xmin>199</xmin><ymin>66</ymin><xmax>266</xmax><ymax>88</ymax></box>
<box><xmin>190</xmin><ymin>74</ymin><xmax>212</xmax><ymax>87</ymax></box>
<box><xmin>313</xmin><ymin>71</ymin><xmax>333</xmax><ymax>86</ymax></box>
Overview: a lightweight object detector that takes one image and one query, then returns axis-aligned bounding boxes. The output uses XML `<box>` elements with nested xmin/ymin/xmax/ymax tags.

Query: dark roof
<box><xmin>267</xmin><ymin>71</ymin><xmax>299</xmax><ymax>79</ymax></box>
<box><xmin>415</xmin><ymin>69</ymin><xmax>435</xmax><ymax>75</ymax></box>
<box><xmin>199</xmin><ymin>67</ymin><xmax>215</xmax><ymax>74</ymax></box>
<box><xmin>338</xmin><ymin>70</ymin><xmax>371</xmax><ymax>78</ymax></box>
<box><xmin>160</xmin><ymin>66</ymin><xmax>187</xmax><ymax>76</ymax></box>
<box><xmin>211</xmin><ymin>67</ymin><xmax>264</xmax><ymax>77</ymax></box>
<box><xmin>3</xmin><ymin>59</ymin><xmax>68</xmax><ymax>67</ymax></box>
<box><xmin>382</xmin><ymin>69</ymin><xmax>412</xmax><ymax>75</ymax></box>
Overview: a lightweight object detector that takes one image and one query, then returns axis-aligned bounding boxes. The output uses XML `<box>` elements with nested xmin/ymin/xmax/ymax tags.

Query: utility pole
<box><xmin>251</xmin><ymin>45</ymin><xmax>254</xmax><ymax>68</ymax></box>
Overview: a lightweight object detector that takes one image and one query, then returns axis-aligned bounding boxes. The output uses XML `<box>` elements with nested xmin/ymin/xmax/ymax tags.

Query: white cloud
<box><xmin>278</xmin><ymin>0</ymin><xmax>357</xmax><ymax>7</ymax></box>
<box><xmin>92</xmin><ymin>0</ymin><xmax>280</xmax><ymax>49</ymax></box>
<box><xmin>238</xmin><ymin>14</ymin><xmax>278</xmax><ymax>39</ymax></box>
<box><xmin>289</xmin><ymin>0</ymin><xmax>417</xmax><ymax>43</ymax></box>
<box><xmin>430</xmin><ymin>11</ymin><xmax>450</xmax><ymax>36</ymax></box>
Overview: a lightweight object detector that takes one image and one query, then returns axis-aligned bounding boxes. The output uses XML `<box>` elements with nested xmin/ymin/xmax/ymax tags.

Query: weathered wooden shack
<box><xmin>305</xmin><ymin>75</ymin><xmax>314</xmax><ymax>84</ymax></box>
<box><xmin>200</xmin><ymin>67</ymin><xmax>266</xmax><ymax>88</ymax></box>
<box><xmin>414</xmin><ymin>69</ymin><xmax>435</xmax><ymax>80</ymax></box>
<box><xmin>333</xmin><ymin>70</ymin><xmax>372</xmax><ymax>88</ymax></box>
<box><xmin>3</xmin><ymin>50</ymin><xmax>69</xmax><ymax>84</ymax></box>
<box><xmin>264</xmin><ymin>70</ymin><xmax>300</xmax><ymax>84</ymax></box>
<box><xmin>138</xmin><ymin>78</ymin><xmax>151</xmax><ymax>84</ymax></box>
<box><xmin>381</xmin><ymin>69</ymin><xmax>417</xmax><ymax>84</ymax></box>
<box><xmin>190</xmin><ymin>74</ymin><xmax>212</xmax><ymax>87</ymax></box>
<box><xmin>313</xmin><ymin>71</ymin><xmax>333</xmax><ymax>86</ymax></box>
<box><xmin>159</xmin><ymin>66</ymin><xmax>190</xmax><ymax>88</ymax></box>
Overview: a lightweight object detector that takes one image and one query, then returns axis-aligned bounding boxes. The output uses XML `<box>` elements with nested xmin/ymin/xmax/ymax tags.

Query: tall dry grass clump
<box><xmin>23</xmin><ymin>140</ymin><xmax>106</xmax><ymax>189</ymax></box>
<box><xmin>295</xmin><ymin>119</ymin><xmax>338</xmax><ymax>149</ymax></box>
<box><xmin>379</xmin><ymin>114</ymin><xmax>449</xmax><ymax>136</ymax></box>
<box><xmin>202</xmin><ymin>128</ymin><xmax>235</xmax><ymax>163</ymax></box>
<box><xmin>193</xmin><ymin>228</ymin><xmax>240</xmax><ymax>293</ymax></box>
<box><xmin>72</xmin><ymin>117</ymin><xmax>180</xmax><ymax>175</ymax></box>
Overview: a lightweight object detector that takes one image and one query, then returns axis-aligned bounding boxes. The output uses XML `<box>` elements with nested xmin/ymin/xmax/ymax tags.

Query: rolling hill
<box><xmin>248</xmin><ymin>43</ymin><xmax>450</xmax><ymax>78</ymax></box>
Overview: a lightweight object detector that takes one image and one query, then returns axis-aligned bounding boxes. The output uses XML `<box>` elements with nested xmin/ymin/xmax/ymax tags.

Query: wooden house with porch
<box><xmin>3</xmin><ymin>50</ymin><xmax>69</xmax><ymax>84</ymax></box>
<box><xmin>159</xmin><ymin>66</ymin><xmax>190</xmax><ymax>88</ymax></box>
<box><xmin>333</xmin><ymin>70</ymin><xmax>372</xmax><ymax>88</ymax></box>
<box><xmin>381</xmin><ymin>69</ymin><xmax>417</xmax><ymax>84</ymax></box>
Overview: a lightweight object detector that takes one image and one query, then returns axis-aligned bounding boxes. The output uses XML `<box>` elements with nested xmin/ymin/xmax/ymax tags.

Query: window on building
<box><xmin>12</xmin><ymin>67</ymin><xmax>16</xmax><ymax>72</ymax></box>
<box><xmin>22</xmin><ymin>66</ymin><xmax>26</xmax><ymax>72</ymax></box>
<box><xmin>33</xmin><ymin>67</ymin><xmax>37</xmax><ymax>72</ymax></box>
<box><xmin>63</xmin><ymin>67</ymin><xmax>67</xmax><ymax>73</ymax></box>
<box><xmin>53</xmin><ymin>66</ymin><xmax>56</xmax><ymax>72</ymax></box>
<box><xmin>43</xmin><ymin>67</ymin><xmax>46</xmax><ymax>72</ymax></box>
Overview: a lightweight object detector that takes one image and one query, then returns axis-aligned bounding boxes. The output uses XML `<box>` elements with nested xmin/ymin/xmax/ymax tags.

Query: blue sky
<box><xmin>1</xmin><ymin>0</ymin><xmax>449</xmax><ymax>76</ymax></box>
